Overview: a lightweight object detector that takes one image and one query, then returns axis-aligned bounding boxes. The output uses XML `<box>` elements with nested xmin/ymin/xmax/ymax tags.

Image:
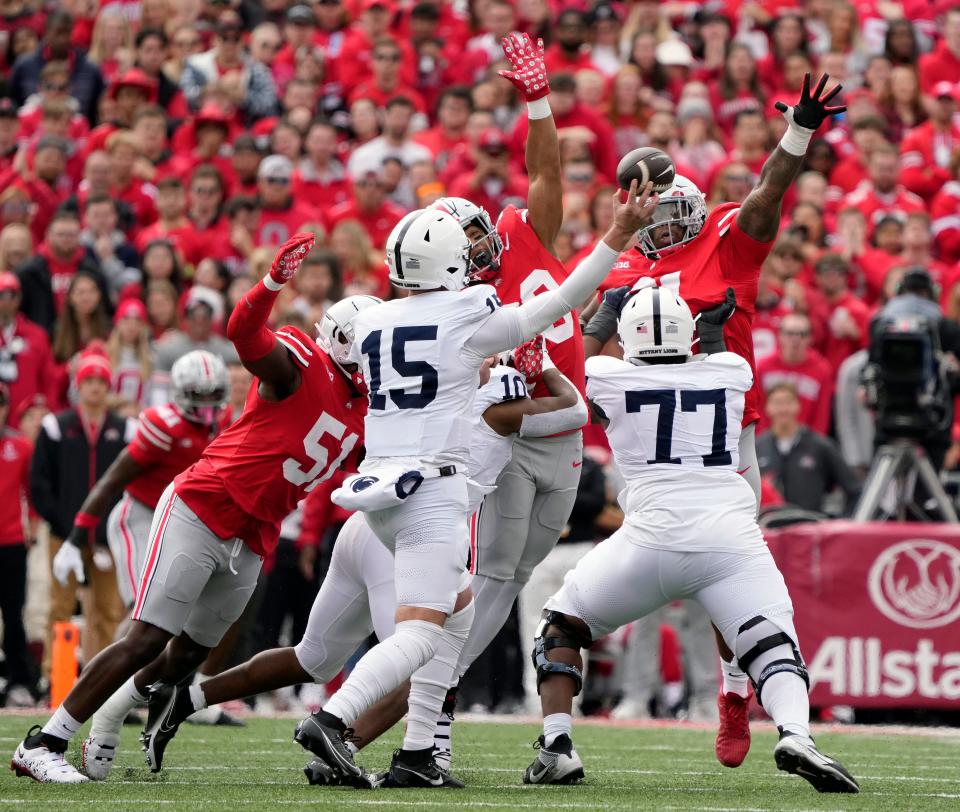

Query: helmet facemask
<box><xmin>637</xmin><ymin>197</ymin><xmax>706</xmax><ymax>259</ymax></box>
<box><xmin>462</xmin><ymin>211</ymin><xmax>504</xmax><ymax>283</ymax></box>
<box><xmin>175</xmin><ymin>386</ymin><xmax>227</xmax><ymax>426</ymax></box>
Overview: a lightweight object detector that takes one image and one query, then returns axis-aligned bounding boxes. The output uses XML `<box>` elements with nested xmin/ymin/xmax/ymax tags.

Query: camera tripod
<box><xmin>853</xmin><ymin>439</ymin><xmax>958</xmax><ymax>523</ymax></box>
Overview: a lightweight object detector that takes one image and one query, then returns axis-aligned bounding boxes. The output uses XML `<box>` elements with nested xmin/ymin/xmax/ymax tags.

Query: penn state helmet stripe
<box><xmin>392</xmin><ymin>213</ymin><xmax>420</xmax><ymax>281</ymax></box>
<box><xmin>651</xmin><ymin>287</ymin><xmax>662</xmax><ymax>346</ymax></box>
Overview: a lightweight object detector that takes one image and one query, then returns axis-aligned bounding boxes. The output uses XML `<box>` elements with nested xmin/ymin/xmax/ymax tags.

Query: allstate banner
<box><xmin>765</xmin><ymin>521</ymin><xmax>960</xmax><ymax>708</ymax></box>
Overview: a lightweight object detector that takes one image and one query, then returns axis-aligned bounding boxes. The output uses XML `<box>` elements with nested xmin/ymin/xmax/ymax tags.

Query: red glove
<box><xmin>513</xmin><ymin>335</ymin><xmax>544</xmax><ymax>383</ymax></box>
<box><xmin>268</xmin><ymin>232</ymin><xmax>315</xmax><ymax>287</ymax></box>
<box><xmin>498</xmin><ymin>32</ymin><xmax>549</xmax><ymax>102</ymax></box>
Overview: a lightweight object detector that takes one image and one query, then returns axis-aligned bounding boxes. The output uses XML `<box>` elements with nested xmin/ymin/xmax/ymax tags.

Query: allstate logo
<box><xmin>351</xmin><ymin>476</ymin><xmax>379</xmax><ymax>493</ymax></box>
<box><xmin>867</xmin><ymin>540</ymin><xmax>960</xmax><ymax>629</ymax></box>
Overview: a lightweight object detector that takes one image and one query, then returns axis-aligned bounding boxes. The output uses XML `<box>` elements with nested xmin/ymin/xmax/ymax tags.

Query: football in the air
<box><xmin>616</xmin><ymin>147</ymin><xmax>676</xmax><ymax>194</ymax></box>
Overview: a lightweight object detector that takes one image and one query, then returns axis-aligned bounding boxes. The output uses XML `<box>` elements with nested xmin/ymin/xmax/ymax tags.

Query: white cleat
<box><xmin>774</xmin><ymin>732</ymin><xmax>860</xmax><ymax>793</ymax></box>
<box><xmin>522</xmin><ymin>734</ymin><xmax>585</xmax><ymax>785</ymax></box>
<box><xmin>11</xmin><ymin>727</ymin><xmax>89</xmax><ymax>784</ymax></box>
<box><xmin>80</xmin><ymin>733</ymin><xmax>120</xmax><ymax>780</ymax></box>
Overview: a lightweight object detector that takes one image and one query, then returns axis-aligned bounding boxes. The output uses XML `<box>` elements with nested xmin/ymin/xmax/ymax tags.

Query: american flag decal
<box><xmin>636</xmin><ymin>324</ymin><xmax>648</xmax><ymax>334</ymax></box>
<box><xmin>666</xmin><ymin>323</ymin><xmax>678</xmax><ymax>334</ymax></box>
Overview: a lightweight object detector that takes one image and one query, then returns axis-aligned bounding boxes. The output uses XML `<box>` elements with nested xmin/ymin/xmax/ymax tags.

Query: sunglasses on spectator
<box><xmin>781</xmin><ymin>329</ymin><xmax>810</xmax><ymax>338</ymax></box>
<box><xmin>725</xmin><ymin>174</ymin><xmax>754</xmax><ymax>183</ymax></box>
<box><xmin>566</xmin><ymin>172</ymin><xmax>593</xmax><ymax>183</ymax></box>
<box><xmin>374</xmin><ymin>52</ymin><xmax>401</xmax><ymax>62</ymax></box>
<box><xmin>264</xmin><ymin>177</ymin><xmax>290</xmax><ymax>185</ymax></box>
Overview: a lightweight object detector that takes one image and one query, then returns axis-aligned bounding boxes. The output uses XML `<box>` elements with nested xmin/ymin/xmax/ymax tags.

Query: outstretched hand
<box><xmin>608</xmin><ymin>180</ymin><xmax>658</xmax><ymax>248</ymax></box>
<box><xmin>774</xmin><ymin>73</ymin><xmax>846</xmax><ymax>131</ymax></box>
<box><xmin>498</xmin><ymin>32</ymin><xmax>550</xmax><ymax>101</ymax></box>
<box><xmin>269</xmin><ymin>232</ymin><xmax>316</xmax><ymax>287</ymax></box>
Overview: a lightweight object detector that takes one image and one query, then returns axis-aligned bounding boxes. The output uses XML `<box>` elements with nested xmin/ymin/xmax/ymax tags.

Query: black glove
<box><xmin>64</xmin><ymin>526</ymin><xmax>86</xmax><ymax>548</ymax></box>
<box><xmin>774</xmin><ymin>72</ymin><xmax>846</xmax><ymax>131</ymax></box>
<box><xmin>696</xmin><ymin>288</ymin><xmax>736</xmax><ymax>354</ymax></box>
<box><xmin>584</xmin><ymin>286</ymin><xmax>632</xmax><ymax>344</ymax></box>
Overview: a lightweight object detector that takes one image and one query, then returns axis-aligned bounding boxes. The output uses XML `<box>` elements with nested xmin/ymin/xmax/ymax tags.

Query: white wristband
<box><xmin>263</xmin><ymin>275</ymin><xmax>284</xmax><ymax>291</ymax></box>
<box><xmin>527</xmin><ymin>97</ymin><xmax>551</xmax><ymax>120</ymax></box>
<box><xmin>778</xmin><ymin>121</ymin><xmax>815</xmax><ymax>157</ymax></box>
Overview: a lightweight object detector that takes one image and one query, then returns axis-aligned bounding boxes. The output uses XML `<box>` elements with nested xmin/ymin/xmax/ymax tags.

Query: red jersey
<box><xmin>126</xmin><ymin>403</ymin><xmax>216</xmax><ymax>509</ymax></box>
<box><xmin>599</xmin><ymin>203</ymin><xmax>773</xmax><ymax>425</ymax></box>
<box><xmin>899</xmin><ymin>121</ymin><xmax>960</xmax><ymax>202</ymax></box>
<box><xmin>841</xmin><ymin>182</ymin><xmax>926</xmax><ymax>236</ymax></box>
<box><xmin>0</xmin><ymin>428</ymin><xmax>31</xmax><ymax>545</ymax></box>
<box><xmin>0</xmin><ymin>313</ymin><xmax>54</xmax><ymax>428</ymax></box>
<box><xmin>490</xmin><ymin>205</ymin><xmax>587</xmax><ymax>406</ymax></box>
<box><xmin>174</xmin><ymin>326</ymin><xmax>366</xmax><ymax>556</ymax></box>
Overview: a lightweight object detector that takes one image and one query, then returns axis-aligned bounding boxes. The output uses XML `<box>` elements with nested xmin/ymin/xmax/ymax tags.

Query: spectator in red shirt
<box><xmin>811</xmin><ymin>252</ymin><xmax>871</xmax><ymax>373</ymax></box>
<box><xmin>413</xmin><ymin>86</ymin><xmax>472</xmax><ymax>172</ymax></box>
<box><xmin>106</xmin><ymin>131</ymin><xmax>159</xmax><ymax>234</ymax></box>
<box><xmin>254</xmin><ymin>154</ymin><xmax>324</xmax><ymax>248</ymax></box>
<box><xmin>841</xmin><ymin>143</ymin><xmax>925</xmax><ymax>236</ymax></box>
<box><xmin>709</xmin><ymin>43</ymin><xmax>765</xmax><ymax>136</ymax></box>
<box><xmin>448</xmin><ymin>127</ymin><xmax>528</xmax><ymax>220</ymax></box>
<box><xmin>0</xmin><ymin>381</ymin><xmax>35</xmax><ymax>704</ymax></box>
<box><xmin>757</xmin><ymin>313</ymin><xmax>835</xmax><ymax>435</ymax></box>
<box><xmin>931</xmin><ymin>156</ymin><xmax>960</xmax><ymax>265</ymax></box>
<box><xmin>0</xmin><ymin>271</ymin><xmax>55</xmax><ymax>427</ymax></box>
<box><xmin>349</xmin><ymin>36</ymin><xmax>426</xmax><ymax>113</ymax></box>
<box><xmin>899</xmin><ymin>82</ymin><xmax>960</xmax><ymax>203</ymax></box>
<box><xmin>326</xmin><ymin>162</ymin><xmax>407</xmax><ymax>249</ymax></box>
<box><xmin>230</xmin><ymin>134</ymin><xmax>264</xmax><ymax>197</ymax></box>
<box><xmin>181</xmin><ymin>164</ymin><xmax>231</xmax><ymax>267</ymax></box>
<box><xmin>131</xmin><ymin>106</ymin><xmax>173</xmax><ymax>178</ymax></box>
<box><xmin>828</xmin><ymin>117</ymin><xmax>887</xmax><ymax>197</ymax></box>
<box><xmin>896</xmin><ymin>212</ymin><xmax>952</xmax><ymax>287</ymax></box>
<box><xmin>545</xmin><ymin>9</ymin><xmax>594</xmax><ymax>75</ymax></box>
<box><xmin>338</xmin><ymin>0</ymin><xmax>415</xmax><ymax>98</ymax></box>
<box><xmin>164</xmin><ymin>103</ymin><xmax>236</xmax><ymax>191</ymax></box>
<box><xmin>509</xmin><ymin>73</ymin><xmax>617</xmax><ymax>181</ymax></box>
<box><xmin>134</xmin><ymin>28</ymin><xmax>189</xmax><ymax>121</ymax></box>
<box><xmin>135</xmin><ymin>177</ymin><xmax>193</xmax><ymax>257</ymax></box>
<box><xmin>293</xmin><ymin>119</ymin><xmax>351</xmax><ymax>218</ymax></box>
<box><xmin>918</xmin><ymin>8</ymin><xmax>960</xmax><ymax>93</ymax></box>
<box><xmin>274</xmin><ymin>5</ymin><xmax>321</xmax><ymax>85</ymax></box>
<box><xmin>12</xmin><ymin>135</ymin><xmax>72</xmax><ymax>243</ymax></box>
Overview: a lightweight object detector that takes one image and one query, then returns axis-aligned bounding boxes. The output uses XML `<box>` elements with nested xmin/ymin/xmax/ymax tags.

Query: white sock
<box><xmin>90</xmin><ymin>676</ymin><xmax>147</xmax><ymax>737</ymax></box>
<box><xmin>543</xmin><ymin>713</ymin><xmax>572</xmax><ymax>748</ymax></box>
<box><xmin>454</xmin><ymin>576</ymin><xmax>522</xmax><ymax>682</ymax></box>
<box><xmin>41</xmin><ymin>706</ymin><xmax>83</xmax><ymax>742</ymax></box>
<box><xmin>189</xmin><ymin>684</ymin><xmax>208</xmax><ymax>712</ymax></box>
<box><xmin>323</xmin><ymin>619</ymin><xmax>444</xmax><ymax>726</ymax></box>
<box><xmin>721</xmin><ymin>657</ymin><xmax>750</xmax><ymax>699</ymax></box>
<box><xmin>403</xmin><ymin>601</ymin><xmax>474</xmax><ymax>752</ymax></box>
<box><xmin>761</xmin><ymin>672</ymin><xmax>810</xmax><ymax>738</ymax></box>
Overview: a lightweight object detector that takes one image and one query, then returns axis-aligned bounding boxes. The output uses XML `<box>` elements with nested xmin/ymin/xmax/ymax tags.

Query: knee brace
<box><xmin>735</xmin><ymin>615</ymin><xmax>809</xmax><ymax>706</ymax></box>
<box><xmin>531</xmin><ymin>611</ymin><xmax>593</xmax><ymax>696</ymax></box>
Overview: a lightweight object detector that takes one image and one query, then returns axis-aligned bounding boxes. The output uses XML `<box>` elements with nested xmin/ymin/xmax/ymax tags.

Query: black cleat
<box><xmin>774</xmin><ymin>731</ymin><xmax>860</xmax><ymax>793</ymax></box>
<box><xmin>304</xmin><ymin>759</ymin><xmax>382</xmax><ymax>789</ymax></box>
<box><xmin>523</xmin><ymin>734</ymin><xmax>585</xmax><ymax>785</ymax></box>
<box><xmin>377</xmin><ymin>747</ymin><xmax>465</xmax><ymax>788</ymax></box>
<box><xmin>294</xmin><ymin>710</ymin><xmax>362</xmax><ymax>779</ymax></box>
<box><xmin>141</xmin><ymin>683</ymin><xmax>193</xmax><ymax>773</ymax></box>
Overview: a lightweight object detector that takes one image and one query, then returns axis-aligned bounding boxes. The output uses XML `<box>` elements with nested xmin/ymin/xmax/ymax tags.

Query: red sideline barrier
<box><xmin>765</xmin><ymin>521</ymin><xmax>960</xmax><ymax>708</ymax></box>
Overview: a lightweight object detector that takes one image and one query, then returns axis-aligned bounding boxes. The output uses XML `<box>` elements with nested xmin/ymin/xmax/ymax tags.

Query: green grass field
<box><xmin>1</xmin><ymin>715</ymin><xmax>958</xmax><ymax>811</ymax></box>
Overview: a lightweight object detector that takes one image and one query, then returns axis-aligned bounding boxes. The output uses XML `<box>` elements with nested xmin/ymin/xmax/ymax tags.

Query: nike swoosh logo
<box><xmin>737</xmin><ymin>466</ymin><xmax>751</xmax><ymax>475</ymax></box>
<box><xmin>398</xmin><ymin>766</ymin><xmax>444</xmax><ymax>786</ymax></box>
<box><xmin>572</xmin><ymin>461</ymin><xmax>582</xmax><ymax>468</ymax></box>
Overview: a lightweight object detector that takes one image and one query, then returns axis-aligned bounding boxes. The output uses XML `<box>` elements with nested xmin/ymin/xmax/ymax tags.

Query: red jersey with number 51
<box><xmin>174</xmin><ymin>326</ymin><xmax>366</xmax><ymax>556</ymax></box>
<box><xmin>492</xmin><ymin>205</ymin><xmax>586</xmax><ymax>404</ymax></box>
<box><xmin>598</xmin><ymin>203</ymin><xmax>772</xmax><ymax>426</ymax></box>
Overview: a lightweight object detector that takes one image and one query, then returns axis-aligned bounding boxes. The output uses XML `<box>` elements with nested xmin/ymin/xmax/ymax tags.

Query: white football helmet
<box><xmin>170</xmin><ymin>350</ymin><xmax>229</xmax><ymax>425</ymax></box>
<box><xmin>430</xmin><ymin>196</ymin><xmax>503</xmax><ymax>282</ymax></box>
<box><xmin>637</xmin><ymin>174</ymin><xmax>707</xmax><ymax>259</ymax></box>
<box><xmin>618</xmin><ymin>287</ymin><xmax>695</xmax><ymax>361</ymax></box>
<box><xmin>316</xmin><ymin>294</ymin><xmax>383</xmax><ymax>367</ymax></box>
<box><xmin>386</xmin><ymin>209</ymin><xmax>471</xmax><ymax>291</ymax></box>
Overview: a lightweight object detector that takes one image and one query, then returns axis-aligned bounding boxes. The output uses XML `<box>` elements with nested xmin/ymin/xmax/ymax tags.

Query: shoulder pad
<box><xmin>585</xmin><ymin>355</ymin><xmax>630</xmax><ymax>377</ymax></box>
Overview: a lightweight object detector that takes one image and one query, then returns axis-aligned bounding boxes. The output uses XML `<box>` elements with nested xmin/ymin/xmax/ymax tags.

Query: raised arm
<box><xmin>737</xmin><ymin>73</ymin><xmax>846</xmax><ymax>243</ymax></box>
<box><xmin>225</xmin><ymin>233</ymin><xmax>314</xmax><ymax>400</ymax></box>
<box><xmin>499</xmin><ymin>32</ymin><xmax>562</xmax><ymax>252</ymax></box>
<box><xmin>467</xmin><ymin>182</ymin><xmax>657</xmax><ymax>356</ymax></box>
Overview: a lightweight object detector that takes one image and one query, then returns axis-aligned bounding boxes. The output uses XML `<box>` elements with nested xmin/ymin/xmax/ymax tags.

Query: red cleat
<box><xmin>715</xmin><ymin>690</ymin><xmax>751</xmax><ymax>768</ymax></box>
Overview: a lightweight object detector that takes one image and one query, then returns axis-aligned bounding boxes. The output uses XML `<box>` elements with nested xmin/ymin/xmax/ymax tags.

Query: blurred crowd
<box><xmin>2</xmin><ymin>0</ymin><xmax>960</xmax><ymax>715</ymax></box>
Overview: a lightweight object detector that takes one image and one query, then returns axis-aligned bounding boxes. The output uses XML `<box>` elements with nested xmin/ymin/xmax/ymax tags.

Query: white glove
<box><xmin>53</xmin><ymin>542</ymin><xmax>86</xmax><ymax>586</ymax></box>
